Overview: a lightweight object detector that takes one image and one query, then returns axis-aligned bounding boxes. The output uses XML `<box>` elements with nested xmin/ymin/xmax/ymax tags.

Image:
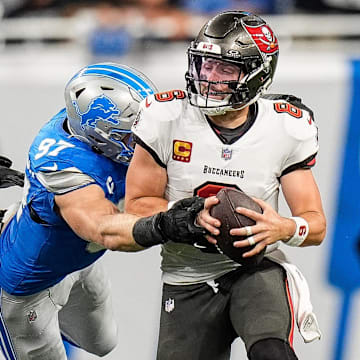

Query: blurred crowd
<box><xmin>0</xmin><ymin>0</ymin><xmax>293</xmax><ymax>47</ymax></box>
<box><xmin>1</xmin><ymin>0</ymin><xmax>360</xmax><ymax>54</ymax></box>
<box><xmin>2</xmin><ymin>0</ymin><xmax>360</xmax><ymax>19</ymax></box>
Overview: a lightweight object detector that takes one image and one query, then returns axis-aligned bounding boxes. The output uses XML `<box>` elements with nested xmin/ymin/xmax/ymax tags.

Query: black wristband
<box><xmin>132</xmin><ymin>213</ymin><xmax>167</xmax><ymax>248</ymax></box>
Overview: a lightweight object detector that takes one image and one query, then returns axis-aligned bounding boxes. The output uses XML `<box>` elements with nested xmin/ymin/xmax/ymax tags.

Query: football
<box><xmin>210</xmin><ymin>188</ymin><xmax>266</xmax><ymax>266</ymax></box>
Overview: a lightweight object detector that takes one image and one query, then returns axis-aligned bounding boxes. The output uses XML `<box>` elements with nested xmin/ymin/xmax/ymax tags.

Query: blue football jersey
<box><xmin>0</xmin><ymin>109</ymin><xmax>127</xmax><ymax>295</ymax></box>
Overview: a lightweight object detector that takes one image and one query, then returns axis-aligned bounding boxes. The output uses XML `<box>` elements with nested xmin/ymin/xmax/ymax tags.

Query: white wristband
<box><xmin>167</xmin><ymin>201</ymin><xmax>176</xmax><ymax>210</ymax></box>
<box><xmin>286</xmin><ymin>216</ymin><xmax>309</xmax><ymax>247</ymax></box>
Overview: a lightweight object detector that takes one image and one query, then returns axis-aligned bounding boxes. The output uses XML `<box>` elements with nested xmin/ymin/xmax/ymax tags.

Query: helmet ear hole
<box><xmin>100</xmin><ymin>86</ymin><xmax>114</xmax><ymax>91</ymax></box>
<box><xmin>75</xmin><ymin>88</ymin><xmax>85</xmax><ymax>98</ymax></box>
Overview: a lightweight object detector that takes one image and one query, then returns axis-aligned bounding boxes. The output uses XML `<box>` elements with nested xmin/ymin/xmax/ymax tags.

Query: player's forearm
<box><xmin>96</xmin><ymin>213</ymin><xmax>144</xmax><ymax>252</ymax></box>
<box><xmin>125</xmin><ymin>196</ymin><xmax>168</xmax><ymax>217</ymax></box>
<box><xmin>298</xmin><ymin>211</ymin><xmax>326</xmax><ymax>246</ymax></box>
<box><xmin>99</xmin><ymin>196</ymin><xmax>206</xmax><ymax>250</ymax></box>
<box><xmin>60</xmin><ymin>200</ymin><xmax>122</xmax><ymax>246</ymax></box>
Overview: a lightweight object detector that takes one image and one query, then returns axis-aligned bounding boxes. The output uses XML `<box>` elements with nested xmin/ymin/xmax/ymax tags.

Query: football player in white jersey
<box><xmin>125</xmin><ymin>11</ymin><xmax>326</xmax><ymax>360</ymax></box>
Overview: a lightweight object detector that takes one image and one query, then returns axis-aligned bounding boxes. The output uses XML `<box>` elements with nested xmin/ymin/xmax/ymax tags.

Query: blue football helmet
<box><xmin>65</xmin><ymin>63</ymin><xmax>157</xmax><ymax>164</ymax></box>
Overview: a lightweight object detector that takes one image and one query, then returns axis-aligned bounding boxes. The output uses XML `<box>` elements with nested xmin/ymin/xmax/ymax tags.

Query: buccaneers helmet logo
<box><xmin>244</xmin><ymin>24</ymin><xmax>279</xmax><ymax>54</ymax></box>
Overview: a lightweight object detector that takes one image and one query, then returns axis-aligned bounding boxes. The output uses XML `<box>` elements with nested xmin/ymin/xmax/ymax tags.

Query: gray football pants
<box><xmin>0</xmin><ymin>261</ymin><xmax>118</xmax><ymax>360</ymax></box>
<box><xmin>157</xmin><ymin>259</ymin><xmax>294</xmax><ymax>360</ymax></box>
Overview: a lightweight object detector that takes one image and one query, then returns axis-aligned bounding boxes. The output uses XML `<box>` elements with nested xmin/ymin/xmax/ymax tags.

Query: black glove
<box><xmin>133</xmin><ymin>196</ymin><xmax>207</xmax><ymax>247</ymax></box>
<box><xmin>0</xmin><ymin>155</ymin><xmax>12</xmax><ymax>168</ymax></box>
<box><xmin>0</xmin><ymin>156</ymin><xmax>25</xmax><ymax>188</ymax></box>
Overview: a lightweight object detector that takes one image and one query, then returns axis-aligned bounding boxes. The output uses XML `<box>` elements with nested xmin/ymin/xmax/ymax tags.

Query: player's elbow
<box><xmin>124</xmin><ymin>197</ymin><xmax>136</xmax><ymax>214</ymax></box>
<box><xmin>124</xmin><ymin>196</ymin><xmax>145</xmax><ymax>215</ymax></box>
<box><xmin>125</xmin><ymin>197</ymin><xmax>154</xmax><ymax>217</ymax></box>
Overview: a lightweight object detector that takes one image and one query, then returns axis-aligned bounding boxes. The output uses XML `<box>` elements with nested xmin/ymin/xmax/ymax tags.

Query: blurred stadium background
<box><xmin>1</xmin><ymin>1</ymin><xmax>360</xmax><ymax>359</ymax></box>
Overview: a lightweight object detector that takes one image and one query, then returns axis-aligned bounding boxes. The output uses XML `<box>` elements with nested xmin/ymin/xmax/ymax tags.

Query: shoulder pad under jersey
<box><xmin>144</xmin><ymin>89</ymin><xmax>186</xmax><ymax>115</ymax></box>
<box><xmin>263</xmin><ymin>96</ymin><xmax>318</xmax><ymax>142</ymax></box>
<box><xmin>263</xmin><ymin>93</ymin><xmax>315</xmax><ymax>119</ymax></box>
<box><xmin>133</xmin><ymin>90</ymin><xmax>187</xmax><ymax>131</ymax></box>
<box><xmin>132</xmin><ymin>90</ymin><xmax>188</xmax><ymax>166</ymax></box>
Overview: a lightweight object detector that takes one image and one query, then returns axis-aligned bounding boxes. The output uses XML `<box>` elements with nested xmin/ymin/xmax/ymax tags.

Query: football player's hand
<box><xmin>0</xmin><ymin>156</ymin><xmax>25</xmax><ymax>188</ymax></box>
<box><xmin>195</xmin><ymin>196</ymin><xmax>220</xmax><ymax>240</ymax></box>
<box><xmin>159</xmin><ymin>197</ymin><xmax>207</xmax><ymax>242</ymax></box>
<box><xmin>191</xmin><ymin>196</ymin><xmax>222</xmax><ymax>253</ymax></box>
<box><xmin>229</xmin><ymin>198</ymin><xmax>295</xmax><ymax>258</ymax></box>
<box><xmin>134</xmin><ymin>196</ymin><xmax>208</xmax><ymax>248</ymax></box>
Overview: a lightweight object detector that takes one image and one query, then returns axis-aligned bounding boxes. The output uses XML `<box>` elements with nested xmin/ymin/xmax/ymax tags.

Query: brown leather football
<box><xmin>210</xmin><ymin>188</ymin><xmax>265</xmax><ymax>266</ymax></box>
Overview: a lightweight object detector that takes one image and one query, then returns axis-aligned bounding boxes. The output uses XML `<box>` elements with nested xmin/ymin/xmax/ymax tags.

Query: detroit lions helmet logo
<box><xmin>73</xmin><ymin>95</ymin><xmax>121</xmax><ymax>129</ymax></box>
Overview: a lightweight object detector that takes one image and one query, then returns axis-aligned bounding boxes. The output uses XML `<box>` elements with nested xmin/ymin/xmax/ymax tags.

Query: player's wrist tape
<box><xmin>132</xmin><ymin>213</ymin><xmax>168</xmax><ymax>248</ymax></box>
<box><xmin>285</xmin><ymin>216</ymin><xmax>309</xmax><ymax>247</ymax></box>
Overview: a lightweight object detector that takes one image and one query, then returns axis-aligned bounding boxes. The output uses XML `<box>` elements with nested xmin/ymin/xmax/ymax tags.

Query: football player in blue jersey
<box><xmin>0</xmin><ymin>63</ymin><xmax>208</xmax><ymax>360</ymax></box>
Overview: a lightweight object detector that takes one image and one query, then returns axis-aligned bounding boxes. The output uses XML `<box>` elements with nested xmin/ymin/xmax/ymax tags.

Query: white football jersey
<box><xmin>132</xmin><ymin>91</ymin><xmax>318</xmax><ymax>285</ymax></box>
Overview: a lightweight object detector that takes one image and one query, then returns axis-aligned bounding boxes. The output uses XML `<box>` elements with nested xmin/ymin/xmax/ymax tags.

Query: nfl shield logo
<box><xmin>27</xmin><ymin>310</ymin><xmax>37</xmax><ymax>323</ymax></box>
<box><xmin>222</xmin><ymin>148</ymin><xmax>232</xmax><ymax>160</ymax></box>
<box><xmin>165</xmin><ymin>298</ymin><xmax>175</xmax><ymax>313</ymax></box>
